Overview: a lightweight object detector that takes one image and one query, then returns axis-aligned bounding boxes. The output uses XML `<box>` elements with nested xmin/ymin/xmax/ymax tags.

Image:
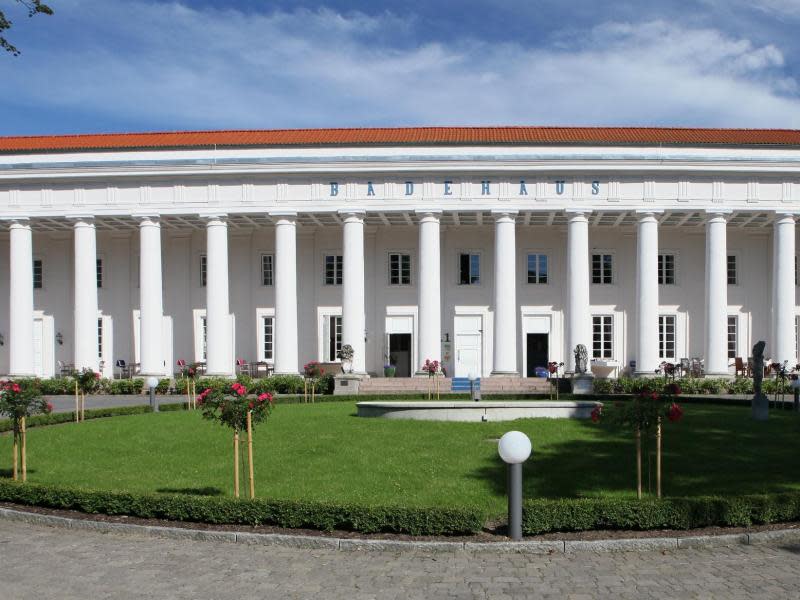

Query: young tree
<box><xmin>1</xmin><ymin>1</ymin><xmax>53</xmax><ymax>56</ymax></box>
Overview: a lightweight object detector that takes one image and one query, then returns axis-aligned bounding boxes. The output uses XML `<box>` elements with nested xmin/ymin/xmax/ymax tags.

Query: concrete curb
<box><xmin>1</xmin><ymin>507</ymin><xmax>798</xmax><ymax>554</ymax></box>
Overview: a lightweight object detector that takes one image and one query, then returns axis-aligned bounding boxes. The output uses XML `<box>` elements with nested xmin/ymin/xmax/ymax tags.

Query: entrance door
<box><xmin>388</xmin><ymin>333</ymin><xmax>412</xmax><ymax>377</ymax></box>
<box><xmin>454</xmin><ymin>315</ymin><xmax>482</xmax><ymax>378</ymax></box>
<box><xmin>526</xmin><ymin>333</ymin><xmax>549</xmax><ymax>377</ymax></box>
<box><xmin>32</xmin><ymin>319</ymin><xmax>44</xmax><ymax>377</ymax></box>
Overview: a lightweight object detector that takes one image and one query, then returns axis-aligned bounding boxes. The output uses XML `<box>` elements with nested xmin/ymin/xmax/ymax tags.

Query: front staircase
<box><xmin>357</xmin><ymin>376</ymin><xmax>551</xmax><ymax>395</ymax></box>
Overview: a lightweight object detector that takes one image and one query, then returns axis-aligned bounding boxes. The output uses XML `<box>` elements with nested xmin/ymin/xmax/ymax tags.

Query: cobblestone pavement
<box><xmin>1</xmin><ymin>521</ymin><xmax>800</xmax><ymax>599</ymax></box>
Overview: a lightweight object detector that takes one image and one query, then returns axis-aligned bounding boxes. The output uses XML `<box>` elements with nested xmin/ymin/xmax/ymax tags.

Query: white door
<box><xmin>32</xmin><ymin>319</ymin><xmax>44</xmax><ymax>377</ymax></box>
<box><xmin>454</xmin><ymin>315</ymin><xmax>482</xmax><ymax>378</ymax></box>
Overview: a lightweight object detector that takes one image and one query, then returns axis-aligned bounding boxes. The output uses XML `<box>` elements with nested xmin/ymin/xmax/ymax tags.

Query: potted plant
<box><xmin>384</xmin><ymin>353</ymin><xmax>396</xmax><ymax>377</ymax></box>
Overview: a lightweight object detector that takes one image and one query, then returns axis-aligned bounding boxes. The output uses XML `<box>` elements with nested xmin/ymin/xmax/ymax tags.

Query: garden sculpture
<box><xmin>752</xmin><ymin>340</ymin><xmax>768</xmax><ymax>421</ymax></box>
<box><xmin>574</xmin><ymin>344</ymin><xmax>589</xmax><ymax>374</ymax></box>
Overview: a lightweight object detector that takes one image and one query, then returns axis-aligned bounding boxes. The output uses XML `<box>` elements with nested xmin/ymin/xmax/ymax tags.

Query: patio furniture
<box><xmin>733</xmin><ymin>357</ymin><xmax>746</xmax><ymax>378</ymax></box>
<box><xmin>236</xmin><ymin>358</ymin><xmax>251</xmax><ymax>377</ymax></box>
<box><xmin>679</xmin><ymin>358</ymin><xmax>690</xmax><ymax>378</ymax></box>
<box><xmin>690</xmin><ymin>357</ymin><xmax>704</xmax><ymax>378</ymax></box>
<box><xmin>57</xmin><ymin>360</ymin><xmax>74</xmax><ymax>378</ymax></box>
<box><xmin>251</xmin><ymin>361</ymin><xmax>273</xmax><ymax>379</ymax></box>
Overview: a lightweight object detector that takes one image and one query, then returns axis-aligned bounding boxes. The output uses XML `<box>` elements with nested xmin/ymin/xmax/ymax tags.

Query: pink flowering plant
<box><xmin>0</xmin><ymin>379</ymin><xmax>52</xmax><ymax>481</ymax></box>
<box><xmin>303</xmin><ymin>361</ymin><xmax>324</xmax><ymax>379</ymax></box>
<box><xmin>197</xmin><ymin>382</ymin><xmax>274</xmax><ymax>433</ymax></box>
<box><xmin>74</xmin><ymin>367</ymin><xmax>101</xmax><ymax>395</ymax></box>
<box><xmin>422</xmin><ymin>359</ymin><xmax>440</xmax><ymax>376</ymax></box>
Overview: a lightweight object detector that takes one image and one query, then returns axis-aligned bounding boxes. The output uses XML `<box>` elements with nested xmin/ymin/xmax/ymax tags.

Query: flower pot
<box><xmin>384</xmin><ymin>366</ymin><xmax>396</xmax><ymax>378</ymax></box>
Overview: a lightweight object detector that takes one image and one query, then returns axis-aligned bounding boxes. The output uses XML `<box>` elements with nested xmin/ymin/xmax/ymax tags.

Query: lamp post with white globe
<box><xmin>498</xmin><ymin>430</ymin><xmax>532</xmax><ymax>541</ymax></box>
<box><xmin>146</xmin><ymin>376</ymin><xmax>160</xmax><ymax>413</ymax></box>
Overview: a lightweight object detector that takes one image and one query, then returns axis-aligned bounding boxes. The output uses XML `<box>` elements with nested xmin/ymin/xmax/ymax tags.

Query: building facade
<box><xmin>1</xmin><ymin>127</ymin><xmax>799</xmax><ymax>381</ymax></box>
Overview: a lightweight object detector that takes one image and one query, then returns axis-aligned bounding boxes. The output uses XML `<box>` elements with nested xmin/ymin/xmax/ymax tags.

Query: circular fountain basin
<box><xmin>356</xmin><ymin>401</ymin><xmax>601</xmax><ymax>422</ymax></box>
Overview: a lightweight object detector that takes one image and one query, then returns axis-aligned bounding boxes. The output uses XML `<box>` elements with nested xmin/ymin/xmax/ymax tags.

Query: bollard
<box><xmin>147</xmin><ymin>376</ymin><xmax>159</xmax><ymax>413</ymax></box>
<box><xmin>497</xmin><ymin>431</ymin><xmax>532</xmax><ymax>541</ymax></box>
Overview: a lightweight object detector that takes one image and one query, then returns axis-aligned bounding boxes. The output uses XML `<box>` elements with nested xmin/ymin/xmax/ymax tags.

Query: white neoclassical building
<box><xmin>1</xmin><ymin>126</ymin><xmax>799</xmax><ymax>383</ymax></box>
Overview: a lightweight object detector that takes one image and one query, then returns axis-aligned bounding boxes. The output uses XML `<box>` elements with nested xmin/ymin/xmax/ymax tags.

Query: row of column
<box><xmin>5</xmin><ymin>209</ymin><xmax>798</xmax><ymax>377</ymax></box>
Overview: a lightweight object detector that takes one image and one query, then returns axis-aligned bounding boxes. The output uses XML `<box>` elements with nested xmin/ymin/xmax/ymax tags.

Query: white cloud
<box><xmin>2</xmin><ymin>2</ymin><xmax>799</xmax><ymax>131</ymax></box>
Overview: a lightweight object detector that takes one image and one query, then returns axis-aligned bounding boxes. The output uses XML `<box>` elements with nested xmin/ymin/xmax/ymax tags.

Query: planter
<box><xmin>384</xmin><ymin>366</ymin><xmax>396</xmax><ymax>378</ymax></box>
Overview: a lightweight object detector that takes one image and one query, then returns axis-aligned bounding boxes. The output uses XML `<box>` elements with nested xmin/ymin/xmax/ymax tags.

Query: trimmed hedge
<box><xmin>0</xmin><ymin>480</ymin><xmax>484</xmax><ymax>536</ymax></box>
<box><xmin>0</xmin><ymin>405</ymin><xmax>152</xmax><ymax>433</ymax></box>
<box><xmin>593</xmin><ymin>376</ymin><xmax>789</xmax><ymax>396</ymax></box>
<box><xmin>522</xmin><ymin>494</ymin><xmax>800</xmax><ymax>535</ymax></box>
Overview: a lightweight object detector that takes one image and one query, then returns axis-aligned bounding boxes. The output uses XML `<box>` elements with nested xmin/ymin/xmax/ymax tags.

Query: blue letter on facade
<box><xmin>330</xmin><ymin>182</ymin><xmax>339</xmax><ymax>197</ymax></box>
<box><xmin>592</xmin><ymin>181</ymin><xmax>600</xmax><ymax>195</ymax></box>
<box><xmin>519</xmin><ymin>180</ymin><xmax>528</xmax><ymax>195</ymax></box>
<box><xmin>444</xmin><ymin>181</ymin><xmax>453</xmax><ymax>195</ymax></box>
<box><xmin>482</xmin><ymin>181</ymin><xmax>491</xmax><ymax>195</ymax></box>
<box><xmin>367</xmin><ymin>182</ymin><xmax>375</xmax><ymax>196</ymax></box>
<box><xmin>555</xmin><ymin>180</ymin><xmax>565</xmax><ymax>195</ymax></box>
<box><xmin>405</xmin><ymin>181</ymin><xmax>414</xmax><ymax>196</ymax></box>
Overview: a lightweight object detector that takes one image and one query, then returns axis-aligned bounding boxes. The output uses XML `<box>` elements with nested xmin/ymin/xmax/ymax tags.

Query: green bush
<box><xmin>38</xmin><ymin>378</ymin><xmax>76</xmax><ymax>395</ymax></box>
<box><xmin>522</xmin><ymin>493</ymin><xmax>800</xmax><ymax>535</ymax></box>
<box><xmin>0</xmin><ymin>405</ymin><xmax>152</xmax><ymax>433</ymax></box>
<box><xmin>257</xmin><ymin>375</ymin><xmax>305</xmax><ymax>394</ymax></box>
<box><xmin>0</xmin><ymin>480</ymin><xmax>483</xmax><ymax>536</ymax></box>
<box><xmin>101</xmin><ymin>379</ymin><xmax>145</xmax><ymax>395</ymax></box>
<box><xmin>156</xmin><ymin>378</ymin><xmax>171</xmax><ymax>394</ymax></box>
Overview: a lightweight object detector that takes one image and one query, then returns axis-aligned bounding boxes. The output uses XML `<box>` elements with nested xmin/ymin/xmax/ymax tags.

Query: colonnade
<box><xmin>4</xmin><ymin>209</ymin><xmax>798</xmax><ymax>377</ymax></box>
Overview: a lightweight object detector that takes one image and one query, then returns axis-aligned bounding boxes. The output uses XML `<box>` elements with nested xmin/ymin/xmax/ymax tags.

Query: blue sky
<box><xmin>1</xmin><ymin>0</ymin><xmax>799</xmax><ymax>135</ymax></box>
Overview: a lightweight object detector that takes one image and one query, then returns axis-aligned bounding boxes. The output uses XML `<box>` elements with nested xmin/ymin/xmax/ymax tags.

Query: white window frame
<box><xmin>192</xmin><ymin>309</ymin><xmax>207</xmax><ymax>362</ymax></box>
<box><xmin>388</xmin><ymin>252</ymin><xmax>412</xmax><ymax>286</ymax></box>
<box><xmin>323</xmin><ymin>254</ymin><xmax>343</xmax><ymax>286</ymax></box>
<box><xmin>727</xmin><ymin>315</ymin><xmax>738</xmax><ymax>360</ymax></box>
<box><xmin>33</xmin><ymin>257</ymin><xmax>43</xmax><ymax>290</ymax></box>
<box><xmin>591</xmin><ymin>314</ymin><xmax>614</xmax><ymax>359</ymax></box>
<box><xmin>200</xmin><ymin>254</ymin><xmax>207</xmax><ymax>288</ymax></box>
<box><xmin>526</xmin><ymin>252</ymin><xmax>549</xmax><ymax>285</ymax></box>
<box><xmin>255</xmin><ymin>308</ymin><xmax>276</xmax><ymax>363</ymax></box>
<box><xmin>96</xmin><ymin>257</ymin><xmax>104</xmax><ymax>289</ymax></box>
<box><xmin>658</xmin><ymin>314</ymin><xmax>677</xmax><ymax>361</ymax></box>
<box><xmin>261</xmin><ymin>254</ymin><xmax>274</xmax><ymax>287</ymax></box>
<box><xmin>457</xmin><ymin>251</ymin><xmax>481</xmax><ymax>286</ymax></box>
<box><xmin>591</xmin><ymin>252</ymin><xmax>614</xmax><ymax>285</ymax></box>
<box><xmin>658</xmin><ymin>253</ymin><xmax>677</xmax><ymax>286</ymax></box>
<box><xmin>317</xmin><ymin>307</ymin><xmax>343</xmax><ymax>362</ymax></box>
<box><xmin>727</xmin><ymin>254</ymin><xmax>738</xmax><ymax>286</ymax></box>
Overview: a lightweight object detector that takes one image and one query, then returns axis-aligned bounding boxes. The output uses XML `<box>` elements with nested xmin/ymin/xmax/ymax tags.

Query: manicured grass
<box><xmin>2</xmin><ymin>402</ymin><xmax>799</xmax><ymax>518</ymax></box>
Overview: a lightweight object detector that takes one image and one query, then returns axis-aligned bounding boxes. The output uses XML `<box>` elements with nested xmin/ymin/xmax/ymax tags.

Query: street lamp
<box><xmin>146</xmin><ymin>376</ymin><xmax>160</xmax><ymax>413</ymax></box>
<box><xmin>468</xmin><ymin>372</ymin><xmax>481</xmax><ymax>402</ymax></box>
<box><xmin>498</xmin><ymin>431</ymin><xmax>532</xmax><ymax>541</ymax></box>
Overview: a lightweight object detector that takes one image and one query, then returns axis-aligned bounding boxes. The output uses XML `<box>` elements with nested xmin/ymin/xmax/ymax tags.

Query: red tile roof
<box><xmin>1</xmin><ymin>126</ymin><xmax>800</xmax><ymax>153</ymax></box>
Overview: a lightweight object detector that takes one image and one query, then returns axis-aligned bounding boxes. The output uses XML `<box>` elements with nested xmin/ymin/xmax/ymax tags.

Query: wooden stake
<box><xmin>186</xmin><ymin>380</ymin><xmax>192</xmax><ymax>410</ymax></box>
<box><xmin>247</xmin><ymin>411</ymin><xmax>255</xmax><ymax>499</ymax></box>
<box><xmin>233</xmin><ymin>430</ymin><xmax>240</xmax><ymax>498</ymax></box>
<box><xmin>75</xmin><ymin>381</ymin><xmax>79</xmax><ymax>423</ymax></box>
<box><xmin>436</xmin><ymin>374</ymin><xmax>440</xmax><ymax>401</ymax></box>
<box><xmin>636</xmin><ymin>427</ymin><xmax>642</xmax><ymax>499</ymax></box>
<box><xmin>656</xmin><ymin>417</ymin><xmax>662</xmax><ymax>499</ymax></box>
<box><xmin>312</xmin><ymin>382</ymin><xmax>316</xmax><ymax>404</ymax></box>
<box><xmin>21</xmin><ymin>417</ymin><xmax>27</xmax><ymax>482</ymax></box>
<box><xmin>303</xmin><ymin>379</ymin><xmax>308</xmax><ymax>403</ymax></box>
<box><xmin>12</xmin><ymin>429</ymin><xmax>18</xmax><ymax>481</ymax></box>
<box><xmin>80</xmin><ymin>392</ymin><xmax>85</xmax><ymax>422</ymax></box>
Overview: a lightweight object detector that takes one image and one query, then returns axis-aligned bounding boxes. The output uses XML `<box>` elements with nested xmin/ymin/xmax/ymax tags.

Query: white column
<box><xmin>138</xmin><ymin>216</ymin><xmax>163</xmax><ymax>376</ymax></box>
<box><xmin>635</xmin><ymin>211</ymin><xmax>661</xmax><ymax>375</ymax></box>
<box><xmin>773</xmin><ymin>213</ymin><xmax>796</xmax><ymax>366</ymax></box>
<box><xmin>704</xmin><ymin>211</ymin><xmax>730</xmax><ymax>376</ymax></box>
<box><xmin>340</xmin><ymin>210</ymin><xmax>366</xmax><ymax>374</ymax></box>
<box><xmin>492</xmin><ymin>210</ymin><xmax>518</xmax><ymax>375</ymax></box>
<box><xmin>8</xmin><ymin>219</ymin><xmax>35</xmax><ymax>376</ymax></box>
<box><xmin>72</xmin><ymin>217</ymin><xmax>99</xmax><ymax>372</ymax></box>
<box><xmin>205</xmin><ymin>215</ymin><xmax>233</xmax><ymax>377</ymax></box>
<box><xmin>273</xmin><ymin>213</ymin><xmax>299</xmax><ymax>374</ymax></box>
<box><xmin>416</xmin><ymin>210</ymin><xmax>441</xmax><ymax>370</ymax></box>
<box><xmin>566</xmin><ymin>209</ymin><xmax>592</xmax><ymax>372</ymax></box>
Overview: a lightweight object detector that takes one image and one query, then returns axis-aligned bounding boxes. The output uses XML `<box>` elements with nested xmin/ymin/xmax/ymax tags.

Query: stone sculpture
<box><xmin>574</xmin><ymin>344</ymin><xmax>589</xmax><ymax>374</ymax></box>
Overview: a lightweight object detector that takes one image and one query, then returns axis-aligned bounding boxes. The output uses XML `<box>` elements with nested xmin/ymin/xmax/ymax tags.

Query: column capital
<box><xmin>704</xmin><ymin>209</ymin><xmax>732</xmax><ymax>219</ymax></box>
<box><xmin>199</xmin><ymin>212</ymin><xmax>227</xmax><ymax>223</ymax></box>
<box><xmin>338</xmin><ymin>209</ymin><xmax>365</xmax><ymax>224</ymax></box>
<box><xmin>491</xmin><ymin>209</ymin><xmax>518</xmax><ymax>221</ymax></box>
<box><xmin>66</xmin><ymin>214</ymin><xmax>95</xmax><ymax>223</ymax></box>
<box><xmin>132</xmin><ymin>213</ymin><xmax>160</xmax><ymax>224</ymax></box>
<box><xmin>414</xmin><ymin>209</ymin><xmax>443</xmax><ymax>217</ymax></box>
<box><xmin>269</xmin><ymin>210</ymin><xmax>298</xmax><ymax>219</ymax></box>
<box><xmin>773</xmin><ymin>210</ymin><xmax>800</xmax><ymax>222</ymax></box>
<box><xmin>3</xmin><ymin>217</ymin><xmax>31</xmax><ymax>230</ymax></box>
<box><xmin>634</xmin><ymin>209</ymin><xmax>664</xmax><ymax>217</ymax></box>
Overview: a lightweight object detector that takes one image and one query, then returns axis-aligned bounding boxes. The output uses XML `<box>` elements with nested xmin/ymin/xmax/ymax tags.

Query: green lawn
<box><xmin>2</xmin><ymin>402</ymin><xmax>799</xmax><ymax>518</ymax></box>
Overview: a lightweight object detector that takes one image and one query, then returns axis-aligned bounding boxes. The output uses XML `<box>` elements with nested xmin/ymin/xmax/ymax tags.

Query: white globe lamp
<box><xmin>498</xmin><ymin>431</ymin><xmax>532</xmax><ymax>464</ymax></box>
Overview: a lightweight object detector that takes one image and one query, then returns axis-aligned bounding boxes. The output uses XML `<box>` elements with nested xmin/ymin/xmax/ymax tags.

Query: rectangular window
<box><xmin>201</xmin><ymin>316</ymin><xmax>207</xmax><ymax>361</ymax></box>
<box><xmin>261</xmin><ymin>254</ymin><xmax>274</xmax><ymax>286</ymax></box>
<box><xmin>324</xmin><ymin>255</ymin><xmax>343</xmax><ymax>285</ymax></box>
<box><xmin>727</xmin><ymin>255</ymin><xmax>737</xmax><ymax>285</ymax></box>
<box><xmin>527</xmin><ymin>253</ymin><xmax>548</xmax><ymax>284</ymax></box>
<box><xmin>592</xmin><ymin>315</ymin><xmax>613</xmax><ymax>359</ymax></box>
<box><xmin>33</xmin><ymin>259</ymin><xmax>43</xmax><ymax>289</ymax></box>
<box><xmin>200</xmin><ymin>255</ymin><xmax>207</xmax><ymax>287</ymax></box>
<box><xmin>659</xmin><ymin>315</ymin><xmax>676</xmax><ymax>360</ymax></box>
<box><xmin>591</xmin><ymin>253</ymin><xmax>613</xmax><ymax>284</ymax></box>
<box><xmin>727</xmin><ymin>316</ymin><xmax>737</xmax><ymax>359</ymax></box>
<box><xmin>96</xmin><ymin>258</ymin><xmax>103</xmax><ymax>289</ymax></box>
<box><xmin>328</xmin><ymin>315</ymin><xmax>342</xmax><ymax>361</ymax></box>
<box><xmin>98</xmin><ymin>317</ymin><xmax>103</xmax><ymax>361</ymax></box>
<box><xmin>458</xmin><ymin>253</ymin><xmax>480</xmax><ymax>285</ymax></box>
<box><xmin>389</xmin><ymin>253</ymin><xmax>411</xmax><ymax>285</ymax></box>
<box><xmin>263</xmin><ymin>316</ymin><xmax>274</xmax><ymax>361</ymax></box>
<box><xmin>658</xmin><ymin>254</ymin><xmax>675</xmax><ymax>285</ymax></box>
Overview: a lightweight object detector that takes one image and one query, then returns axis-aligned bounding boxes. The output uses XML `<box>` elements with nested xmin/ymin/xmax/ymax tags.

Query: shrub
<box><xmin>102</xmin><ymin>379</ymin><xmax>145</xmax><ymax>395</ymax></box>
<box><xmin>38</xmin><ymin>378</ymin><xmax>75</xmax><ymax>395</ymax></box>
<box><xmin>592</xmin><ymin>379</ymin><xmax>614</xmax><ymax>395</ymax></box>
<box><xmin>156</xmin><ymin>379</ymin><xmax>171</xmax><ymax>394</ymax></box>
<box><xmin>0</xmin><ymin>405</ymin><xmax>152</xmax><ymax>433</ymax></box>
<box><xmin>522</xmin><ymin>493</ymin><xmax>800</xmax><ymax>535</ymax></box>
<box><xmin>257</xmin><ymin>375</ymin><xmax>305</xmax><ymax>394</ymax></box>
<box><xmin>0</xmin><ymin>480</ymin><xmax>484</xmax><ymax>536</ymax></box>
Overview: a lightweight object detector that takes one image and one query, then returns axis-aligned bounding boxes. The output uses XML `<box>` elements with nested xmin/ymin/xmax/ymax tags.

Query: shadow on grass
<box><xmin>469</xmin><ymin>404</ymin><xmax>800</xmax><ymax>500</ymax></box>
<box><xmin>156</xmin><ymin>486</ymin><xmax>223</xmax><ymax>496</ymax></box>
<box><xmin>0</xmin><ymin>469</ymin><xmax>37</xmax><ymax>478</ymax></box>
